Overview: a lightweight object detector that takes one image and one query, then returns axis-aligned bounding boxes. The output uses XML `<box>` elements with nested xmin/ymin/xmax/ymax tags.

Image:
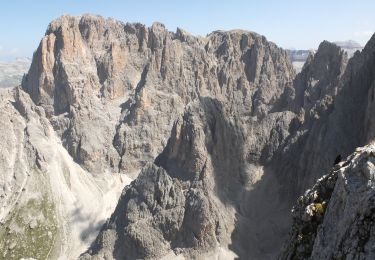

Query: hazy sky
<box><xmin>1</xmin><ymin>1</ymin><xmax>375</xmax><ymax>60</ymax></box>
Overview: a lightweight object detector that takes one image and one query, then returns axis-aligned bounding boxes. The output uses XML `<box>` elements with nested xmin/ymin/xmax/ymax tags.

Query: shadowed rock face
<box><xmin>19</xmin><ymin>14</ymin><xmax>300</xmax><ymax>259</ymax></box>
<box><xmin>79</xmin><ymin>33</ymin><xmax>355</xmax><ymax>260</ymax></box>
<box><xmin>82</xmin><ymin>96</ymin><xmax>296</xmax><ymax>259</ymax></box>
<box><xmin>273</xmin><ymin>34</ymin><xmax>375</xmax><ymax>201</ymax></box>
<box><xmin>278</xmin><ymin>35</ymin><xmax>375</xmax><ymax>259</ymax></box>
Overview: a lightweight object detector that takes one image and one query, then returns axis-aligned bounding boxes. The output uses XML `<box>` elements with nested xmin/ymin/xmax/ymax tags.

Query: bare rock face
<box><xmin>84</xmin><ymin>163</ymin><xmax>185</xmax><ymax>259</ymax></box>
<box><xmin>22</xmin><ymin>14</ymin><xmax>295</xmax><ymax>174</ymax></box>
<box><xmin>18</xmin><ymin>14</ymin><xmax>300</xmax><ymax>259</ymax></box>
<box><xmin>82</xmin><ymin>99</ymin><xmax>241</xmax><ymax>259</ymax></box>
<box><xmin>81</xmin><ymin>26</ymin><xmax>375</xmax><ymax>260</ymax></box>
<box><xmin>82</xmin><ymin>90</ymin><xmax>298</xmax><ymax>260</ymax></box>
<box><xmin>293</xmin><ymin>41</ymin><xmax>348</xmax><ymax>120</ymax></box>
<box><xmin>279</xmin><ymin>34</ymin><xmax>375</xmax><ymax>259</ymax></box>
<box><xmin>279</xmin><ymin>144</ymin><xmax>375</xmax><ymax>260</ymax></box>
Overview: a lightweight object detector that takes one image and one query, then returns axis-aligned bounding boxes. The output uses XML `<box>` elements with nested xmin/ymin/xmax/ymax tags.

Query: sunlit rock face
<box><xmin>22</xmin><ymin>14</ymin><xmax>295</xmax><ymax>176</ymax></box>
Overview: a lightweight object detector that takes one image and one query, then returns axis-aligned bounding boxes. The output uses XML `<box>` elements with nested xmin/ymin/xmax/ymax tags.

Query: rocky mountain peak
<box><xmin>293</xmin><ymin>40</ymin><xmax>348</xmax><ymax>121</ymax></box>
<box><xmin>21</xmin><ymin>14</ymin><xmax>295</xmax><ymax>175</ymax></box>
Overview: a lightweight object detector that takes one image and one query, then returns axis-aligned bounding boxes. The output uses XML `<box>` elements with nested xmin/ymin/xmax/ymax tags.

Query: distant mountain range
<box><xmin>287</xmin><ymin>40</ymin><xmax>363</xmax><ymax>72</ymax></box>
<box><xmin>0</xmin><ymin>58</ymin><xmax>31</xmax><ymax>88</ymax></box>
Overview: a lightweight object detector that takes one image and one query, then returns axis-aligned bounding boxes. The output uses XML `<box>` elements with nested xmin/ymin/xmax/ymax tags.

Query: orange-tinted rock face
<box><xmin>22</xmin><ymin>14</ymin><xmax>296</xmax><ymax>174</ymax></box>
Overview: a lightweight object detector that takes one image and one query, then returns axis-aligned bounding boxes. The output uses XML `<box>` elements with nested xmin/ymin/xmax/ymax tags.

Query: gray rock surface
<box><xmin>81</xmin><ymin>22</ymin><xmax>375</xmax><ymax>260</ymax></box>
<box><xmin>287</xmin><ymin>40</ymin><xmax>362</xmax><ymax>73</ymax></box>
<box><xmin>279</xmin><ymin>35</ymin><xmax>375</xmax><ymax>260</ymax></box>
<box><xmin>82</xmin><ymin>96</ymin><xmax>296</xmax><ymax>259</ymax></box>
<box><xmin>22</xmin><ymin>14</ymin><xmax>295</xmax><ymax>175</ymax></box>
<box><xmin>279</xmin><ymin>144</ymin><xmax>375</xmax><ymax>259</ymax></box>
<box><xmin>0</xmin><ymin>86</ymin><xmax>131</xmax><ymax>259</ymax></box>
<box><xmin>275</xmin><ymin>34</ymin><xmax>375</xmax><ymax>201</ymax></box>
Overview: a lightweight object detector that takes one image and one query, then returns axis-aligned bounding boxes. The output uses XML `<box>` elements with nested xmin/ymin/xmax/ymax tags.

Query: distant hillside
<box><xmin>333</xmin><ymin>40</ymin><xmax>363</xmax><ymax>57</ymax></box>
<box><xmin>286</xmin><ymin>49</ymin><xmax>313</xmax><ymax>72</ymax></box>
<box><xmin>0</xmin><ymin>58</ymin><xmax>31</xmax><ymax>88</ymax></box>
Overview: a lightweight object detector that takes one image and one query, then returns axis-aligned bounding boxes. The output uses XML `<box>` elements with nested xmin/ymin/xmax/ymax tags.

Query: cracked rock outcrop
<box><xmin>280</xmin><ymin>144</ymin><xmax>375</xmax><ymax>260</ymax></box>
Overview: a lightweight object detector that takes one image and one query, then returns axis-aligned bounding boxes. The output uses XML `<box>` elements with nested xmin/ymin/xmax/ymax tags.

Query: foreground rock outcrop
<box><xmin>280</xmin><ymin>143</ymin><xmax>375</xmax><ymax>259</ymax></box>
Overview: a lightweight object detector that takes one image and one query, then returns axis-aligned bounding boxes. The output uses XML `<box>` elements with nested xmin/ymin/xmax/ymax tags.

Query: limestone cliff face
<box><xmin>82</xmin><ymin>96</ymin><xmax>296</xmax><ymax>259</ymax></box>
<box><xmin>18</xmin><ymin>14</ymin><xmax>299</xmax><ymax>259</ymax></box>
<box><xmin>22</xmin><ymin>14</ymin><xmax>295</xmax><ymax>174</ymax></box>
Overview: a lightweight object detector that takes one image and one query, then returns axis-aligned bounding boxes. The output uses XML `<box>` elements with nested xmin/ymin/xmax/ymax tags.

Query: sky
<box><xmin>0</xmin><ymin>1</ymin><xmax>375</xmax><ymax>60</ymax></box>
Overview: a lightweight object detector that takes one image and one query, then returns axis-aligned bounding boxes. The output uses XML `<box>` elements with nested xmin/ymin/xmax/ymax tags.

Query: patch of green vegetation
<box><xmin>313</xmin><ymin>203</ymin><xmax>325</xmax><ymax>215</ymax></box>
<box><xmin>0</xmin><ymin>194</ymin><xmax>58</xmax><ymax>260</ymax></box>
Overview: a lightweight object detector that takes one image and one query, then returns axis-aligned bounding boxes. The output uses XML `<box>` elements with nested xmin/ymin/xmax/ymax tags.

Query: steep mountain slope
<box><xmin>278</xmin><ymin>34</ymin><xmax>375</xmax><ymax>260</ymax></box>
<box><xmin>0</xmin><ymin>87</ymin><xmax>130</xmax><ymax>259</ymax></box>
<box><xmin>82</xmin><ymin>96</ymin><xmax>298</xmax><ymax>259</ymax></box>
<box><xmin>13</xmin><ymin>14</ymin><xmax>297</xmax><ymax>259</ymax></box>
<box><xmin>81</xmin><ymin>38</ymin><xmax>357</xmax><ymax>260</ymax></box>
<box><xmin>277</xmin><ymin>34</ymin><xmax>375</xmax><ymax>200</ymax></box>
<box><xmin>22</xmin><ymin>14</ymin><xmax>295</xmax><ymax>175</ymax></box>
<box><xmin>81</xmin><ymin>22</ymin><xmax>375</xmax><ymax>260</ymax></box>
<box><xmin>286</xmin><ymin>40</ymin><xmax>362</xmax><ymax>73</ymax></box>
<box><xmin>2</xmin><ymin>13</ymin><xmax>375</xmax><ymax>260</ymax></box>
<box><xmin>2</xmin><ymin>14</ymin><xmax>297</xmax><ymax>259</ymax></box>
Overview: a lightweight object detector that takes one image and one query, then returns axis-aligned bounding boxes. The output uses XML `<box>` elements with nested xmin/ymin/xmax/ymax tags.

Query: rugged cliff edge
<box><xmin>279</xmin><ymin>143</ymin><xmax>375</xmax><ymax>259</ymax></box>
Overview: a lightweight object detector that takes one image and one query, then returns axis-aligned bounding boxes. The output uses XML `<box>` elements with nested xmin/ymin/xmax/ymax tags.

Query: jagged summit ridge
<box><xmin>22</xmin><ymin>14</ymin><xmax>295</xmax><ymax>175</ymax></box>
